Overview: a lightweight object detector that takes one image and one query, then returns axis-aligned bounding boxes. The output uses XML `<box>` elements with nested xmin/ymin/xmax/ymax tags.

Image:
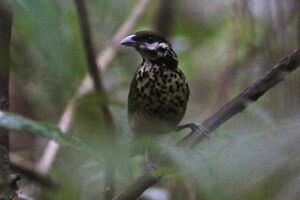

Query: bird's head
<box><xmin>121</xmin><ymin>31</ymin><xmax>177</xmax><ymax>66</ymax></box>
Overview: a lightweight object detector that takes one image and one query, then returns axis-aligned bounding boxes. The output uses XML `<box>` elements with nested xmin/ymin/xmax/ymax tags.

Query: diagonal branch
<box><xmin>36</xmin><ymin>0</ymin><xmax>151</xmax><ymax>175</ymax></box>
<box><xmin>179</xmin><ymin>49</ymin><xmax>300</xmax><ymax>146</ymax></box>
<box><xmin>112</xmin><ymin>49</ymin><xmax>300</xmax><ymax>200</ymax></box>
<box><xmin>96</xmin><ymin>0</ymin><xmax>151</xmax><ymax>70</ymax></box>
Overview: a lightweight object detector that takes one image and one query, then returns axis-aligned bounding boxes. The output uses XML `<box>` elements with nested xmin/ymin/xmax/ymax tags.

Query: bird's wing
<box><xmin>127</xmin><ymin>77</ymin><xmax>138</xmax><ymax>121</ymax></box>
<box><xmin>186</xmin><ymin>80</ymin><xmax>190</xmax><ymax>101</ymax></box>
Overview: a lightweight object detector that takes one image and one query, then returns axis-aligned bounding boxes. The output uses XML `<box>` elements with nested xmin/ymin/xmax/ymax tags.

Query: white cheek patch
<box><xmin>158</xmin><ymin>43</ymin><xmax>169</xmax><ymax>49</ymax></box>
<box><xmin>143</xmin><ymin>42</ymin><xmax>170</xmax><ymax>51</ymax></box>
<box><xmin>145</xmin><ymin>42</ymin><xmax>159</xmax><ymax>50</ymax></box>
<box><xmin>144</xmin><ymin>42</ymin><xmax>169</xmax><ymax>51</ymax></box>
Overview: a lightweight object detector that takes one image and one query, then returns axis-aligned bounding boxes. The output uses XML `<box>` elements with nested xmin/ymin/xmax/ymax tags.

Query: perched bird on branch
<box><xmin>121</xmin><ymin>31</ymin><xmax>207</xmax><ymax>137</ymax></box>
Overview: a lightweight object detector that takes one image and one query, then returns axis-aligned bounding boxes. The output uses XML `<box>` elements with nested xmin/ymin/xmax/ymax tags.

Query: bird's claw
<box><xmin>177</xmin><ymin>123</ymin><xmax>210</xmax><ymax>139</ymax></box>
<box><xmin>146</xmin><ymin>162</ymin><xmax>158</xmax><ymax>173</ymax></box>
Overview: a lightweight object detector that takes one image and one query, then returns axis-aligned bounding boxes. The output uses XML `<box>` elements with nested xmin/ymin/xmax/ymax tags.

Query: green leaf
<box><xmin>0</xmin><ymin>110</ymin><xmax>85</xmax><ymax>149</ymax></box>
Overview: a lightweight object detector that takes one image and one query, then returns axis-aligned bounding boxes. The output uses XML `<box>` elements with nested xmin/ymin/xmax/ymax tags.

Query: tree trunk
<box><xmin>0</xmin><ymin>1</ymin><xmax>16</xmax><ymax>199</ymax></box>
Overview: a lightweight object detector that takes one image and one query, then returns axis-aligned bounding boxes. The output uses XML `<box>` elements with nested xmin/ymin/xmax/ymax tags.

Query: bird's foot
<box><xmin>144</xmin><ymin>149</ymin><xmax>159</xmax><ymax>173</ymax></box>
<box><xmin>177</xmin><ymin>123</ymin><xmax>210</xmax><ymax>139</ymax></box>
<box><xmin>146</xmin><ymin>161</ymin><xmax>158</xmax><ymax>173</ymax></box>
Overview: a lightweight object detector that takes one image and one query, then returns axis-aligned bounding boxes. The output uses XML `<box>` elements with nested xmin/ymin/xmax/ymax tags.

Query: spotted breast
<box><xmin>128</xmin><ymin>61</ymin><xmax>190</xmax><ymax>135</ymax></box>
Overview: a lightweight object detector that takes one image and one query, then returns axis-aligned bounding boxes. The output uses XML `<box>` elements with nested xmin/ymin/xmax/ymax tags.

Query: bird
<box><xmin>121</xmin><ymin>31</ymin><xmax>207</xmax><ymax>138</ymax></box>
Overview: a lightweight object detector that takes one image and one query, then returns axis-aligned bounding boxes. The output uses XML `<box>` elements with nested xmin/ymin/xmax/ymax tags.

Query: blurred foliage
<box><xmin>0</xmin><ymin>110</ymin><xmax>84</xmax><ymax>148</ymax></box>
<box><xmin>164</xmin><ymin>121</ymin><xmax>300</xmax><ymax>200</ymax></box>
<box><xmin>4</xmin><ymin>0</ymin><xmax>300</xmax><ymax>199</ymax></box>
<box><xmin>41</xmin><ymin>171</ymin><xmax>81</xmax><ymax>200</ymax></box>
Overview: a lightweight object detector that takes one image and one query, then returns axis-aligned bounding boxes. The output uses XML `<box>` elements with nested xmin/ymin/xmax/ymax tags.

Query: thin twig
<box><xmin>36</xmin><ymin>0</ymin><xmax>151</xmax><ymax>175</ymax></box>
<box><xmin>112</xmin><ymin>50</ymin><xmax>300</xmax><ymax>200</ymax></box>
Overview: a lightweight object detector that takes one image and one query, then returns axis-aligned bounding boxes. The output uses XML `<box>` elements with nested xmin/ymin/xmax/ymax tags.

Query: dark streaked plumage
<box><xmin>121</xmin><ymin>31</ymin><xmax>190</xmax><ymax>135</ymax></box>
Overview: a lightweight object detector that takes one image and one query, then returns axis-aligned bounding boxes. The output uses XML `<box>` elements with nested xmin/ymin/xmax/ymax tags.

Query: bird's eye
<box><xmin>147</xmin><ymin>37</ymin><xmax>154</xmax><ymax>43</ymax></box>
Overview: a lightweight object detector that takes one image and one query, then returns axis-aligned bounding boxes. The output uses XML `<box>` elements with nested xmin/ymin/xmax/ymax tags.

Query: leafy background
<box><xmin>5</xmin><ymin>0</ymin><xmax>300</xmax><ymax>199</ymax></box>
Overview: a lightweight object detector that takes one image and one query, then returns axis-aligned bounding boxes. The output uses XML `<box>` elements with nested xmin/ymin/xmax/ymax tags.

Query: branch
<box><xmin>73</xmin><ymin>0</ymin><xmax>103</xmax><ymax>92</ymax></box>
<box><xmin>36</xmin><ymin>0</ymin><xmax>151</xmax><ymax>175</ymax></box>
<box><xmin>96</xmin><ymin>0</ymin><xmax>151</xmax><ymax>70</ymax></box>
<box><xmin>113</xmin><ymin>49</ymin><xmax>300</xmax><ymax>200</ymax></box>
<box><xmin>179</xmin><ymin>49</ymin><xmax>300</xmax><ymax>147</ymax></box>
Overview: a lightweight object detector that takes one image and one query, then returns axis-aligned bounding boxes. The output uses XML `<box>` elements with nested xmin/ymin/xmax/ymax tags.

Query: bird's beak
<box><xmin>120</xmin><ymin>35</ymin><xmax>139</xmax><ymax>47</ymax></box>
